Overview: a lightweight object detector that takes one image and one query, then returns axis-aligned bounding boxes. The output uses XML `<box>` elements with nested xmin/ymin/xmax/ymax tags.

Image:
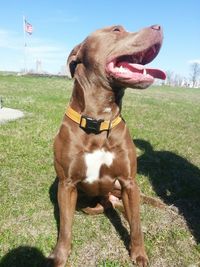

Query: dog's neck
<box><xmin>70</xmin><ymin>72</ymin><xmax>125</xmax><ymax>120</ymax></box>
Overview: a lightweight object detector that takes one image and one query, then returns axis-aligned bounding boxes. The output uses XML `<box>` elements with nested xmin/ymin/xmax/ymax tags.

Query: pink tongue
<box><xmin>120</xmin><ymin>63</ymin><xmax>166</xmax><ymax>80</ymax></box>
<box><xmin>146</xmin><ymin>68</ymin><xmax>166</xmax><ymax>80</ymax></box>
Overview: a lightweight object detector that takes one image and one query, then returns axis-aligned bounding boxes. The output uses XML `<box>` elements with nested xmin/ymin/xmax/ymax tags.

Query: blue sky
<box><xmin>0</xmin><ymin>0</ymin><xmax>200</xmax><ymax>77</ymax></box>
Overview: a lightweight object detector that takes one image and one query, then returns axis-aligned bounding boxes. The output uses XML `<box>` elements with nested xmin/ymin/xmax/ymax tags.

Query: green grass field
<box><xmin>0</xmin><ymin>75</ymin><xmax>200</xmax><ymax>267</ymax></box>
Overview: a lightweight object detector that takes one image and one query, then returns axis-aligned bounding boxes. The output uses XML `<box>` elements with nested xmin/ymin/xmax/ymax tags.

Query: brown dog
<box><xmin>49</xmin><ymin>25</ymin><xmax>166</xmax><ymax>267</ymax></box>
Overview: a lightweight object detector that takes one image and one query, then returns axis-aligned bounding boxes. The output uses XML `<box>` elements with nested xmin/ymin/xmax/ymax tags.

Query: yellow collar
<box><xmin>65</xmin><ymin>106</ymin><xmax>122</xmax><ymax>133</ymax></box>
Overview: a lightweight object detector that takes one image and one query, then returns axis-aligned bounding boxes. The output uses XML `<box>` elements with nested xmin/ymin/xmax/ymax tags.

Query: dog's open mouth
<box><xmin>106</xmin><ymin>43</ymin><xmax>166</xmax><ymax>87</ymax></box>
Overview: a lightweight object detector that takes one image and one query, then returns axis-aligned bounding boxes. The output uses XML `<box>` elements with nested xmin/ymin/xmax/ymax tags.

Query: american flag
<box><xmin>25</xmin><ymin>20</ymin><xmax>33</xmax><ymax>35</ymax></box>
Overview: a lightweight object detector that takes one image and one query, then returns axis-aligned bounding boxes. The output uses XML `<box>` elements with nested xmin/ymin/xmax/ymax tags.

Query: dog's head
<box><xmin>67</xmin><ymin>25</ymin><xmax>166</xmax><ymax>89</ymax></box>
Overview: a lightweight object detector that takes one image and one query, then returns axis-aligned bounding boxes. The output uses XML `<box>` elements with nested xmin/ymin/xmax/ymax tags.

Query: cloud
<box><xmin>188</xmin><ymin>59</ymin><xmax>200</xmax><ymax>64</ymax></box>
<box><xmin>0</xmin><ymin>28</ymin><xmax>69</xmax><ymax>73</ymax></box>
<box><xmin>25</xmin><ymin>39</ymin><xmax>69</xmax><ymax>70</ymax></box>
<box><xmin>0</xmin><ymin>29</ymin><xmax>22</xmax><ymax>50</ymax></box>
<box><xmin>27</xmin><ymin>43</ymin><xmax>68</xmax><ymax>60</ymax></box>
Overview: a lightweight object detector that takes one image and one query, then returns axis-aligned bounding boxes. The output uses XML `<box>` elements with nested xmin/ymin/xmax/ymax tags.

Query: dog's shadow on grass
<box><xmin>134</xmin><ymin>139</ymin><xmax>200</xmax><ymax>243</ymax></box>
<box><xmin>0</xmin><ymin>246</ymin><xmax>54</xmax><ymax>267</ymax></box>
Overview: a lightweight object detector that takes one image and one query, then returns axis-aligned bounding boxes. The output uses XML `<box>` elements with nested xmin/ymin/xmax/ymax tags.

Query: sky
<box><xmin>0</xmin><ymin>0</ymin><xmax>200</xmax><ymax>77</ymax></box>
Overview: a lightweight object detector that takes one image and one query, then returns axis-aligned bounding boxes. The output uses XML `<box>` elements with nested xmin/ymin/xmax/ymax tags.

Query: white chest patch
<box><xmin>84</xmin><ymin>149</ymin><xmax>114</xmax><ymax>184</ymax></box>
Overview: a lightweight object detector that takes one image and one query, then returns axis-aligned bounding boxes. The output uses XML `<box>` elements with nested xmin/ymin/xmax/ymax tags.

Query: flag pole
<box><xmin>23</xmin><ymin>15</ymin><xmax>27</xmax><ymax>73</ymax></box>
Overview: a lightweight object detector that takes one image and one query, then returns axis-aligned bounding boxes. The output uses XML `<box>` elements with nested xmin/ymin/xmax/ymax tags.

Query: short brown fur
<box><xmin>49</xmin><ymin>25</ymin><xmax>164</xmax><ymax>267</ymax></box>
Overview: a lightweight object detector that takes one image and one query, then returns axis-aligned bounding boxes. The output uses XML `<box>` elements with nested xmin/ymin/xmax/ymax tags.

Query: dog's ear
<box><xmin>67</xmin><ymin>43</ymin><xmax>83</xmax><ymax>78</ymax></box>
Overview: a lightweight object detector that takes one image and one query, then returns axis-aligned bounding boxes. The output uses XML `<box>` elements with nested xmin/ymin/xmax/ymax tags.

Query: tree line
<box><xmin>165</xmin><ymin>62</ymin><xmax>200</xmax><ymax>88</ymax></box>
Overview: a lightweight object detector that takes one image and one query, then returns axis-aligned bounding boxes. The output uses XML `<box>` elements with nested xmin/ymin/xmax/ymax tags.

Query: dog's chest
<box><xmin>83</xmin><ymin>149</ymin><xmax>115</xmax><ymax>183</ymax></box>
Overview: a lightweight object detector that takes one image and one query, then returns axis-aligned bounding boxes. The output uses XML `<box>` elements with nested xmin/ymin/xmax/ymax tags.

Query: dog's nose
<box><xmin>151</xmin><ymin>25</ymin><xmax>161</xmax><ymax>31</ymax></box>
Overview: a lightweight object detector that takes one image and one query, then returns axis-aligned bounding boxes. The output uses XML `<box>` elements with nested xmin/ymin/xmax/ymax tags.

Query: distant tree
<box><xmin>190</xmin><ymin>62</ymin><xmax>200</xmax><ymax>87</ymax></box>
<box><xmin>173</xmin><ymin>74</ymin><xmax>183</xmax><ymax>87</ymax></box>
<box><xmin>165</xmin><ymin>70</ymin><xmax>174</xmax><ymax>86</ymax></box>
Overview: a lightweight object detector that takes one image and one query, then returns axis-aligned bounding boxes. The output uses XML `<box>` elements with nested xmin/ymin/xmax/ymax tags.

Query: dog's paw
<box><xmin>130</xmin><ymin>247</ymin><xmax>149</xmax><ymax>267</ymax></box>
<box><xmin>47</xmin><ymin>247</ymin><xmax>70</xmax><ymax>267</ymax></box>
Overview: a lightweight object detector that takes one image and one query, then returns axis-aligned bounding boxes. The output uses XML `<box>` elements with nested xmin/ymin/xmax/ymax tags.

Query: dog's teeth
<box><xmin>143</xmin><ymin>68</ymin><xmax>147</xmax><ymax>75</ymax></box>
<box><xmin>118</xmin><ymin>65</ymin><xmax>126</xmax><ymax>73</ymax></box>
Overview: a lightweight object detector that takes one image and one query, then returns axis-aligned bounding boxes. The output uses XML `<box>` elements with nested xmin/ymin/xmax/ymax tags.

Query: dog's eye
<box><xmin>113</xmin><ymin>27</ymin><xmax>121</xmax><ymax>32</ymax></box>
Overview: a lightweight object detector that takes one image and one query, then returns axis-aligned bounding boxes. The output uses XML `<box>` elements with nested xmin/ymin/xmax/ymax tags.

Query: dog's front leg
<box><xmin>120</xmin><ymin>178</ymin><xmax>148</xmax><ymax>267</ymax></box>
<box><xmin>49</xmin><ymin>180</ymin><xmax>77</xmax><ymax>267</ymax></box>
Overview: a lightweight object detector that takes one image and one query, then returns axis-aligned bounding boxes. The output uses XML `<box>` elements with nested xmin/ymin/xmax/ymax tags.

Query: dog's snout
<box><xmin>151</xmin><ymin>24</ymin><xmax>161</xmax><ymax>31</ymax></box>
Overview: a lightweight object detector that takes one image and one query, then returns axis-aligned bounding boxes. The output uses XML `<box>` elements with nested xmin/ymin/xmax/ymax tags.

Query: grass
<box><xmin>0</xmin><ymin>75</ymin><xmax>200</xmax><ymax>267</ymax></box>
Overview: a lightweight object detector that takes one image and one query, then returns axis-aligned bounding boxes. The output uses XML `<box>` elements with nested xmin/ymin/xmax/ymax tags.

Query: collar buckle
<box><xmin>80</xmin><ymin>115</ymin><xmax>104</xmax><ymax>134</ymax></box>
